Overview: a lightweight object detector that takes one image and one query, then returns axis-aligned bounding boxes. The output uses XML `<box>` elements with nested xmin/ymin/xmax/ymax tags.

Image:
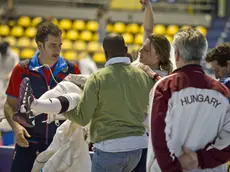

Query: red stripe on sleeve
<box><xmin>150</xmin><ymin>78</ymin><xmax>183</xmax><ymax>172</ymax></box>
<box><xmin>5</xmin><ymin>64</ymin><xmax>23</xmax><ymax>98</ymax></box>
<box><xmin>74</xmin><ymin>63</ymin><xmax>81</xmax><ymax>74</ymax></box>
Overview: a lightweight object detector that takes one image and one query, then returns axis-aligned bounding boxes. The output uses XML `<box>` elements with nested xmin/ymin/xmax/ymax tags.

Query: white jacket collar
<box><xmin>105</xmin><ymin>57</ymin><xmax>131</xmax><ymax>67</ymax></box>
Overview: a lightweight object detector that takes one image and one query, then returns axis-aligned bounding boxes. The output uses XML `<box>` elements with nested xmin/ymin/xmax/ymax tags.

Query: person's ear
<box><xmin>175</xmin><ymin>49</ymin><xmax>180</xmax><ymax>62</ymax></box>
<box><xmin>124</xmin><ymin>46</ymin><xmax>128</xmax><ymax>54</ymax></box>
<box><xmin>104</xmin><ymin>50</ymin><xmax>108</xmax><ymax>59</ymax></box>
<box><xmin>37</xmin><ymin>42</ymin><xmax>43</xmax><ymax>50</ymax></box>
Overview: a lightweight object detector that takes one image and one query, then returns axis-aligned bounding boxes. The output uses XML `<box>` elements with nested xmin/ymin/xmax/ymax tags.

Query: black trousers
<box><xmin>10</xmin><ymin>143</ymin><xmax>48</xmax><ymax>172</ymax></box>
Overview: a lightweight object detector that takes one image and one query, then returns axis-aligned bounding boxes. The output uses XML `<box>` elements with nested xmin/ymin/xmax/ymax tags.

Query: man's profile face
<box><xmin>210</xmin><ymin>60</ymin><xmax>229</xmax><ymax>79</ymax></box>
<box><xmin>39</xmin><ymin>34</ymin><xmax>62</xmax><ymax>61</ymax></box>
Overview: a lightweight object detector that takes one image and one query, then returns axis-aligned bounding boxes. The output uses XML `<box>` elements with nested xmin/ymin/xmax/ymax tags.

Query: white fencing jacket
<box><xmin>31</xmin><ymin>74</ymin><xmax>91</xmax><ymax>172</ymax></box>
<box><xmin>31</xmin><ymin>120</ymin><xmax>91</xmax><ymax>172</ymax></box>
<box><xmin>147</xmin><ymin>64</ymin><xmax>230</xmax><ymax>172</ymax></box>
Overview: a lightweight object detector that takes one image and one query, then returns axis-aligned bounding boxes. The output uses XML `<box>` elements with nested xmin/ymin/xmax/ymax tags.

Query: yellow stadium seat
<box><xmin>77</xmin><ymin>51</ymin><xmax>88</xmax><ymax>60</ymax></box>
<box><xmin>31</xmin><ymin>17</ymin><xmax>43</xmax><ymax>27</ymax></box>
<box><xmin>17</xmin><ymin>37</ymin><xmax>31</xmax><ymax>47</ymax></box>
<box><xmin>8</xmin><ymin>20</ymin><xmax>16</xmax><ymax>27</ymax></box>
<box><xmin>126</xmin><ymin>23</ymin><xmax>139</xmax><ymax>34</ymax></box>
<box><xmin>139</xmin><ymin>25</ymin><xmax>144</xmax><ymax>34</ymax></box>
<box><xmin>181</xmin><ymin>25</ymin><xmax>192</xmax><ymax>30</ymax></box>
<box><xmin>11</xmin><ymin>26</ymin><xmax>24</xmax><ymax>37</ymax></box>
<box><xmin>0</xmin><ymin>25</ymin><xmax>10</xmax><ymax>36</ymax></box>
<box><xmin>52</xmin><ymin>18</ymin><xmax>59</xmax><ymax>26</ymax></box>
<box><xmin>18</xmin><ymin>16</ymin><xmax>31</xmax><ymax>27</ymax></box>
<box><xmin>87</xmin><ymin>42</ymin><xmax>101</xmax><ymax>53</ymax></box>
<box><xmin>86</xmin><ymin>21</ymin><xmax>99</xmax><ymax>32</ymax></box>
<box><xmin>92</xmin><ymin>33</ymin><xmax>99</xmax><ymax>41</ymax></box>
<box><xmin>113</xmin><ymin>22</ymin><xmax>126</xmax><ymax>33</ymax></box>
<box><xmin>80</xmin><ymin>31</ymin><xmax>93</xmax><ymax>42</ymax></box>
<box><xmin>20</xmin><ymin>48</ymin><xmax>35</xmax><ymax>59</ymax></box>
<box><xmin>63</xmin><ymin>50</ymin><xmax>77</xmax><ymax>61</ymax></box>
<box><xmin>73</xmin><ymin>20</ymin><xmax>85</xmax><ymax>31</ymax></box>
<box><xmin>129</xmin><ymin>44</ymin><xmax>141</xmax><ymax>52</ymax></box>
<box><xmin>25</xmin><ymin>27</ymin><xmax>37</xmax><ymax>38</ymax></box>
<box><xmin>62</xmin><ymin>39</ymin><xmax>72</xmax><ymax>50</ymax></box>
<box><xmin>62</xmin><ymin>30</ymin><xmax>66</xmax><ymax>39</ymax></box>
<box><xmin>59</xmin><ymin>19</ymin><xmax>72</xmax><ymax>30</ymax></box>
<box><xmin>31</xmin><ymin>39</ymin><xmax>37</xmax><ymax>48</ymax></box>
<box><xmin>106</xmin><ymin>24</ymin><xmax>113</xmax><ymax>33</ymax></box>
<box><xmin>4</xmin><ymin>36</ymin><xmax>16</xmax><ymax>46</ymax></box>
<box><xmin>11</xmin><ymin>47</ymin><xmax>20</xmax><ymax>55</ymax></box>
<box><xmin>66</xmin><ymin>30</ymin><xmax>79</xmax><ymax>41</ymax></box>
<box><xmin>165</xmin><ymin>35</ymin><xmax>173</xmax><ymax>43</ymax></box>
<box><xmin>110</xmin><ymin>0</ymin><xmax>124</xmax><ymax>9</ymax></box>
<box><xmin>110</xmin><ymin>0</ymin><xmax>141</xmax><ymax>10</ymax></box>
<box><xmin>167</xmin><ymin>25</ymin><xmax>179</xmax><ymax>36</ymax></box>
<box><xmin>93</xmin><ymin>52</ymin><xmax>106</xmax><ymax>64</ymax></box>
<box><xmin>195</xmin><ymin>26</ymin><xmax>207</xmax><ymax>36</ymax></box>
<box><xmin>153</xmin><ymin>25</ymin><xmax>166</xmax><ymax>35</ymax></box>
<box><xmin>73</xmin><ymin>41</ymin><xmax>86</xmax><ymax>51</ymax></box>
<box><xmin>122</xmin><ymin>33</ymin><xmax>134</xmax><ymax>44</ymax></box>
<box><xmin>134</xmin><ymin>33</ymin><xmax>143</xmax><ymax>45</ymax></box>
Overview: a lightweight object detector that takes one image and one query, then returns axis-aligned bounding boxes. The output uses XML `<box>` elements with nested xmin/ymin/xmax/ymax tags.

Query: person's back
<box><xmin>149</xmin><ymin>66</ymin><xmax>229</xmax><ymax>172</ymax></box>
<box><xmin>90</xmin><ymin>63</ymin><xmax>153</xmax><ymax>143</ymax></box>
<box><xmin>167</xmin><ymin>69</ymin><xmax>229</xmax><ymax>157</ymax></box>
<box><xmin>147</xmin><ymin>28</ymin><xmax>230</xmax><ymax>172</ymax></box>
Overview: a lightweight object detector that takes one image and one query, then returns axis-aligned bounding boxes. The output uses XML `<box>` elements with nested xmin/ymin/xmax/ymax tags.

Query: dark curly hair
<box><xmin>205</xmin><ymin>43</ymin><xmax>230</xmax><ymax>67</ymax></box>
<box><xmin>36</xmin><ymin>21</ymin><xmax>62</xmax><ymax>44</ymax></box>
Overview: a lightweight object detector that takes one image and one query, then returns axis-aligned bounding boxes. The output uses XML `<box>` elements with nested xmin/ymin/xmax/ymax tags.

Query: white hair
<box><xmin>172</xmin><ymin>28</ymin><xmax>208</xmax><ymax>62</ymax></box>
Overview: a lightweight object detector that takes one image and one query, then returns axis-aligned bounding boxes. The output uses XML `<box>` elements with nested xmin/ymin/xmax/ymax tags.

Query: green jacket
<box><xmin>64</xmin><ymin>63</ymin><xmax>155</xmax><ymax>143</ymax></box>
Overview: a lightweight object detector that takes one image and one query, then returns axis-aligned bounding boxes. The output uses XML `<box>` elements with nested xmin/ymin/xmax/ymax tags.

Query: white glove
<box><xmin>64</xmin><ymin>74</ymin><xmax>89</xmax><ymax>88</ymax></box>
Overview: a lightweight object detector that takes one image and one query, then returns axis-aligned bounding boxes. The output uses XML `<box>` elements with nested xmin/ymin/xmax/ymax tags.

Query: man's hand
<box><xmin>137</xmin><ymin>62</ymin><xmax>161</xmax><ymax>80</ymax></box>
<box><xmin>14</xmin><ymin>124</ymin><xmax>31</xmax><ymax>147</ymax></box>
<box><xmin>64</xmin><ymin>74</ymin><xmax>89</xmax><ymax>89</ymax></box>
<box><xmin>178</xmin><ymin>146</ymin><xmax>199</xmax><ymax>171</ymax></box>
<box><xmin>140</xmin><ymin>0</ymin><xmax>148</xmax><ymax>7</ymax></box>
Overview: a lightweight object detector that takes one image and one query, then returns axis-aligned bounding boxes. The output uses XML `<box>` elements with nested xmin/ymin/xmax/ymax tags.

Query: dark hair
<box><xmin>205</xmin><ymin>43</ymin><xmax>230</xmax><ymax>67</ymax></box>
<box><xmin>35</xmin><ymin>21</ymin><xmax>62</xmax><ymax>44</ymax></box>
<box><xmin>148</xmin><ymin>34</ymin><xmax>173</xmax><ymax>73</ymax></box>
<box><xmin>0</xmin><ymin>41</ymin><xmax>9</xmax><ymax>56</ymax></box>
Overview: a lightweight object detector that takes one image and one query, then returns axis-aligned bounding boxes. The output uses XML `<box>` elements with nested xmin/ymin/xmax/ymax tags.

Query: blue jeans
<box><xmin>133</xmin><ymin>148</ymin><xmax>147</xmax><ymax>172</ymax></box>
<box><xmin>92</xmin><ymin>148</ymin><xmax>142</xmax><ymax>172</ymax></box>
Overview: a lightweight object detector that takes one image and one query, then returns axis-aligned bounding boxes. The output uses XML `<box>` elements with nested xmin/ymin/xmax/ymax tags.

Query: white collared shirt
<box><xmin>104</xmin><ymin>56</ymin><xmax>131</xmax><ymax>67</ymax></box>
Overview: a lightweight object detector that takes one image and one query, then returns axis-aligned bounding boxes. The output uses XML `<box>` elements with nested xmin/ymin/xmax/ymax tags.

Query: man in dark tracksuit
<box><xmin>4</xmin><ymin>21</ymin><xmax>80</xmax><ymax>172</ymax></box>
<box><xmin>205</xmin><ymin>43</ymin><xmax>230</xmax><ymax>89</ymax></box>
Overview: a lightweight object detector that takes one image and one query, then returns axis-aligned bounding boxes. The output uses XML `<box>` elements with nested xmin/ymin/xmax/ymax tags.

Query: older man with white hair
<box><xmin>147</xmin><ymin>28</ymin><xmax>230</xmax><ymax>172</ymax></box>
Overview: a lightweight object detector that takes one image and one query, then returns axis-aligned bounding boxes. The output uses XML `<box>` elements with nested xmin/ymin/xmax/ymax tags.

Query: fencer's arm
<box><xmin>4</xmin><ymin>96</ymin><xmax>22</xmax><ymax>131</ymax></box>
<box><xmin>143</xmin><ymin>0</ymin><xmax>154</xmax><ymax>41</ymax></box>
<box><xmin>150</xmin><ymin>83</ymin><xmax>183</xmax><ymax>172</ymax></box>
<box><xmin>64</xmin><ymin>74</ymin><xmax>98</xmax><ymax>126</ymax></box>
<box><xmin>196</xmin><ymin>104</ymin><xmax>230</xmax><ymax>169</ymax></box>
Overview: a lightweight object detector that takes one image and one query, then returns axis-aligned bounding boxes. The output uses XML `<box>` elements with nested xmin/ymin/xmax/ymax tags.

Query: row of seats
<box><xmin>0</xmin><ymin>36</ymin><xmax>104</xmax><ymax>52</ymax></box>
<box><xmin>11</xmin><ymin>16</ymin><xmax>99</xmax><ymax>31</ymax></box>
<box><xmin>4</xmin><ymin>16</ymin><xmax>208</xmax><ymax>36</ymax></box>
<box><xmin>0</xmin><ymin>25</ymin><xmax>207</xmax><ymax>44</ymax></box>
<box><xmin>110</xmin><ymin>0</ymin><xmax>142</xmax><ymax>10</ymax></box>
<box><xmin>11</xmin><ymin>47</ymin><xmax>106</xmax><ymax>63</ymax></box>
